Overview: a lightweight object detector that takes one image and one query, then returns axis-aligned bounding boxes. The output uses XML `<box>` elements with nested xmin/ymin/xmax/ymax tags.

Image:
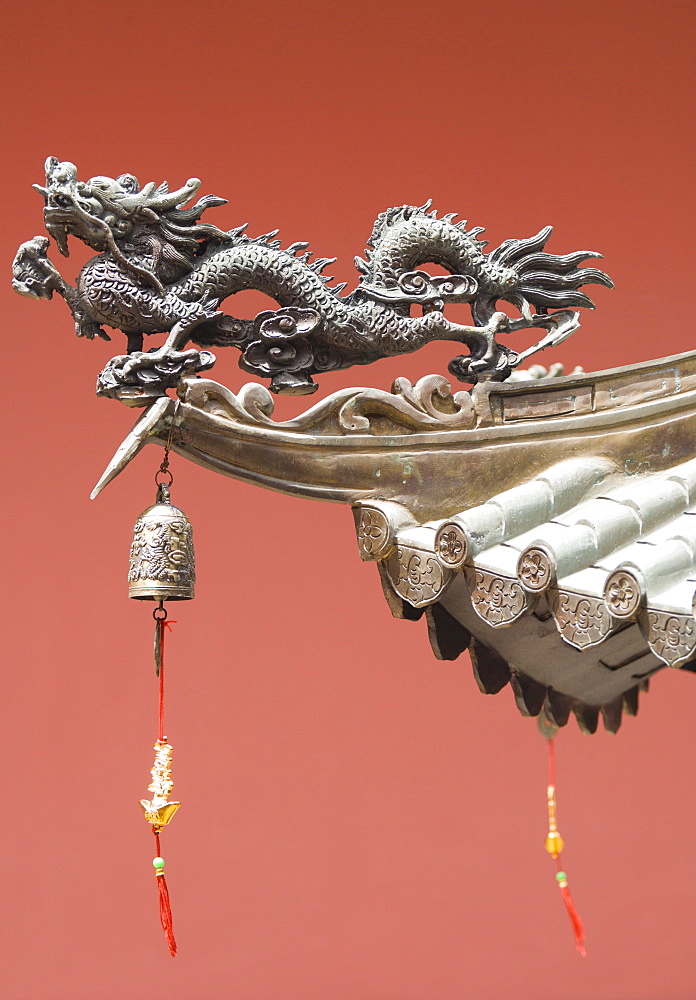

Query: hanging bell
<box><xmin>128</xmin><ymin>483</ymin><xmax>195</xmax><ymax>601</ymax></box>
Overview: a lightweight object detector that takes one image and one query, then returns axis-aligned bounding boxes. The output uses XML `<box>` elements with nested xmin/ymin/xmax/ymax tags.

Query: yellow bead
<box><xmin>545</xmin><ymin>831</ymin><xmax>565</xmax><ymax>857</ymax></box>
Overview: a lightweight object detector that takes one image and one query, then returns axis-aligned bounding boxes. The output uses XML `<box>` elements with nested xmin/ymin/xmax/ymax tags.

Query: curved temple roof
<box><xmin>94</xmin><ymin>350</ymin><xmax>696</xmax><ymax>734</ymax></box>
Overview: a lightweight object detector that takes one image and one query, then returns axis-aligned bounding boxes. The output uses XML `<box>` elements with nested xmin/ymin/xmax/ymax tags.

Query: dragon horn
<box><xmin>143</xmin><ymin>178</ymin><xmax>202</xmax><ymax>211</ymax></box>
<box><xmin>116</xmin><ymin>178</ymin><xmax>202</xmax><ymax>213</ymax></box>
<box><xmin>33</xmin><ymin>185</ymin><xmax>49</xmax><ymax>198</ymax></box>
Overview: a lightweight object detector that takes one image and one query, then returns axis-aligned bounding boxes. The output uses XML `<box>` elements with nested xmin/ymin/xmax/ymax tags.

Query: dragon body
<box><xmin>13</xmin><ymin>158</ymin><xmax>613</xmax><ymax>398</ymax></box>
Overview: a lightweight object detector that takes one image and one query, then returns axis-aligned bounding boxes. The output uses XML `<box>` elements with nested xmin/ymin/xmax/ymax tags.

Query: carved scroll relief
<box><xmin>465</xmin><ymin>568</ymin><xmax>530</xmax><ymax>627</ymax></box>
<box><xmin>550</xmin><ymin>590</ymin><xmax>616</xmax><ymax>650</ymax></box>
<box><xmin>642</xmin><ymin>611</ymin><xmax>696</xmax><ymax>667</ymax></box>
<box><xmin>384</xmin><ymin>544</ymin><xmax>454</xmax><ymax>608</ymax></box>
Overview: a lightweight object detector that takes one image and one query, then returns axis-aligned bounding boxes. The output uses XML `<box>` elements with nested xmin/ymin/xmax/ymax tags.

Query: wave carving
<box><xmin>181</xmin><ymin>374</ymin><xmax>474</xmax><ymax>436</ymax></box>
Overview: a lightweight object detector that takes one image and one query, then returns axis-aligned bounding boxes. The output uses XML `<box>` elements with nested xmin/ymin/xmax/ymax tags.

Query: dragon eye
<box><xmin>53</xmin><ymin>194</ymin><xmax>72</xmax><ymax>209</ymax></box>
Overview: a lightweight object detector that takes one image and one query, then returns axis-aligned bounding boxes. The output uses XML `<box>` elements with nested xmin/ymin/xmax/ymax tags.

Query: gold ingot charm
<box><xmin>140</xmin><ymin>799</ymin><xmax>181</xmax><ymax>827</ymax></box>
<box><xmin>128</xmin><ymin>483</ymin><xmax>195</xmax><ymax>601</ymax></box>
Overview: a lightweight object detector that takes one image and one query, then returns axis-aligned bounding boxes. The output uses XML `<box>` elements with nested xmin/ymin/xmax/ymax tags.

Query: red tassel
<box><xmin>156</xmin><ymin>870</ymin><xmax>177</xmax><ymax>957</ymax></box>
<box><xmin>544</xmin><ymin>738</ymin><xmax>587</xmax><ymax>956</ymax></box>
<box><xmin>557</xmin><ymin>877</ymin><xmax>586</xmax><ymax>957</ymax></box>
<box><xmin>153</xmin><ymin>829</ymin><xmax>177</xmax><ymax>956</ymax></box>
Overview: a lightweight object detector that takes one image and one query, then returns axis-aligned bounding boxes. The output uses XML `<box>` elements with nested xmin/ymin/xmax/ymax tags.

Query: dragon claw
<box><xmin>76</xmin><ymin>319</ymin><xmax>111</xmax><ymax>341</ymax></box>
<box><xmin>97</xmin><ymin>347</ymin><xmax>216</xmax><ymax>403</ymax></box>
<box><xmin>120</xmin><ymin>346</ymin><xmax>193</xmax><ymax>378</ymax></box>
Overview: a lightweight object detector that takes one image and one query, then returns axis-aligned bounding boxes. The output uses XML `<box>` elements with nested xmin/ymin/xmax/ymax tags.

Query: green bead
<box><xmin>153</xmin><ymin>857</ymin><xmax>165</xmax><ymax>870</ymax></box>
<box><xmin>555</xmin><ymin>871</ymin><xmax>567</xmax><ymax>882</ymax></box>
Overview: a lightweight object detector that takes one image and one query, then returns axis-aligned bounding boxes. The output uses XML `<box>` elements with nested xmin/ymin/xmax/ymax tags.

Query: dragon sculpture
<box><xmin>13</xmin><ymin>157</ymin><xmax>613</xmax><ymax>400</ymax></box>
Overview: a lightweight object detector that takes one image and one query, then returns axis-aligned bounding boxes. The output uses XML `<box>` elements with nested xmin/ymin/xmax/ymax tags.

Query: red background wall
<box><xmin>2</xmin><ymin>3</ymin><xmax>695</xmax><ymax>998</ymax></box>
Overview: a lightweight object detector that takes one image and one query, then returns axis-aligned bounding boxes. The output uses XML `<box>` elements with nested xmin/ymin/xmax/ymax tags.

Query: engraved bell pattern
<box><xmin>128</xmin><ymin>484</ymin><xmax>195</xmax><ymax>600</ymax></box>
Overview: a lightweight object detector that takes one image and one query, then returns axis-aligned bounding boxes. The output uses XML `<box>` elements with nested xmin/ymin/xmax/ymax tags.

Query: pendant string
<box><xmin>132</xmin><ymin>413</ymin><xmax>189</xmax><ymax>959</ymax></box>
<box><xmin>149</xmin><ymin>416</ymin><xmax>181</xmax><ymax>957</ymax></box>
<box><xmin>546</xmin><ymin>737</ymin><xmax>586</xmax><ymax>957</ymax></box>
<box><xmin>152</xmin><ymin>602</ymin><xmax>178</xmax><ymax>957</ymax></box>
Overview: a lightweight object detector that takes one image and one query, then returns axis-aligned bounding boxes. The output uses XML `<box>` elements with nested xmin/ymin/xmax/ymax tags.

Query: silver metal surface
<box><xmin>128</xmin><ymin>485</ymin><xmax>196</xmax><ymax>600</ymax></box>
<box><xmin>14</xmin><ymin>157</ymin><xmax>612</xmax><ymax>398</ymax></box>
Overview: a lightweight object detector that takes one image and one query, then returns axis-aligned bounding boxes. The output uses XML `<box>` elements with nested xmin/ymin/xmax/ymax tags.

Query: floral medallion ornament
<box><xmin>604</xmin><ymin>568</ymin><xmax>643</xmax><ymax>618</ymax></box>
<box><xmin>435</xmin><ymin>522</ymin><xmax>468</xmax><ymax>570</ymax></box>
<box><xmin>518</xmin><ymin>547</ymin><xmax>554</xmax><ymax>592</ymax></box>
<box><xmin>355</xmin><ymin>508</ymin><xmax>392</xmax><ymax>560</ymax></box>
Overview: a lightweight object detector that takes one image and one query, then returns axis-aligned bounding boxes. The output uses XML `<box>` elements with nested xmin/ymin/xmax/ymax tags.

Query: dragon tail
<box><xmin>489</xmin><ymin>226</ymin><xmax>614</xmax><ymax>313</ymax></box>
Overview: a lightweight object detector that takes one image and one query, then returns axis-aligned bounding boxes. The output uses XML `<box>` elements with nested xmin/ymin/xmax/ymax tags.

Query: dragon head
<box><xmin>35</xmin><ymin>156</ymin><xmax>211</xmax><ymax>257</ymax></box>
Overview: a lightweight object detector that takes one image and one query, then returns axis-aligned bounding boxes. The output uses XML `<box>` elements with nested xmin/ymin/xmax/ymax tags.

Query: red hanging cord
<box><xmin>151</xmin><ymin>604</ymin><xmax>178</xmax><ymax>957</ymax></box>
<box><xmin>546</xmin><ymin>738</ymin><xmax>586</xmax><ymax>957</ymax></box>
